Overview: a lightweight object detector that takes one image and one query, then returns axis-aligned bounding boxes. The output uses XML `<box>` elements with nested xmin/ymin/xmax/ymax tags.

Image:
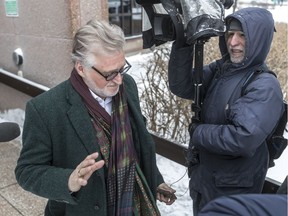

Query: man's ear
<box><xmin>75</xmin><ymin>61</ymin><xmax>85</xmax><ymax>77</ymax></box>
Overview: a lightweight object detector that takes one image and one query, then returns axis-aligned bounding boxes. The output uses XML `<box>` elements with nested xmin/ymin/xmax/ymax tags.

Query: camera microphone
<box><xmin>0</xmin><ymin>122</ymin><xmax>21</xmax><ymax>142</ymax></box>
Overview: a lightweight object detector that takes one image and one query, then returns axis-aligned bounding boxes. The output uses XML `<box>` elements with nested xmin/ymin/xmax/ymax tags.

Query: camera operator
<box><xmin>168</xmin><ymin>7</ymin><xmax>284</xmax><ymax>215</ymax></box>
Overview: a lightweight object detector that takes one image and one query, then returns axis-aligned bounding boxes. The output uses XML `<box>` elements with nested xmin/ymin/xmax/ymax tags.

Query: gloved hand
<box><xmin>188</xmin><ymin>122</ymin><xmax>201</xmax><ymax>139</ymax></box>
<box><xmin>187</xmin><ymin>121</ymin><xmax>202</xmax><ymax>177</ymax></box>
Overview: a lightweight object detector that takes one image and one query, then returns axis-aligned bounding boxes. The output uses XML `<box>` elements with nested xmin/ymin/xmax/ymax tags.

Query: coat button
<box><xmin>94</xmin><ymin>205</ymin><xmax>100</xmax><ymax>210</ymax></box>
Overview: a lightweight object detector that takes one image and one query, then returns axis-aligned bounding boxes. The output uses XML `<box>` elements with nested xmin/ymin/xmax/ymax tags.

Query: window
<box><xmin>108</xmin><ymin>0</ymin><xmax>142</xmax><ymax>37</ymax></box>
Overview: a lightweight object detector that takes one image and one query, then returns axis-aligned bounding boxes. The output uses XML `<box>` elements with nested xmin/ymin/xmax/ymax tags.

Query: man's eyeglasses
<box><xmin>91</xmin><ymin>59</ymin><xmax>131</xmax><ymax>81</ymax></box>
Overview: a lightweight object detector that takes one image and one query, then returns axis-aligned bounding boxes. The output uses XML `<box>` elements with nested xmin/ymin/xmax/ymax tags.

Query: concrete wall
<box><xmin>0</xmin><ymin>83</ymin><xmax>32</xmax><ymax>110</ymax></box>
<box><xmin>0</xmin><ymin>0</ymin><xmax>143</xmax><ymax>111</ymax></box>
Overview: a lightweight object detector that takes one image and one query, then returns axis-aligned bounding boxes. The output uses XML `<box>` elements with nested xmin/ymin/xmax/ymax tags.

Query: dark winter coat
<box><xmin>15</xmin><ymin>74</ymin><xmax>164</xmax><ymax>216</ymax></box>
<box><xmin>198</xmin><ymin>194</ymin><xmax>288</xmax><ymax>216</ymax></box>
<box><xmin>168</xmin><ymin>7</ymin><xmax>284</xmax><ymax>209</ymax></box>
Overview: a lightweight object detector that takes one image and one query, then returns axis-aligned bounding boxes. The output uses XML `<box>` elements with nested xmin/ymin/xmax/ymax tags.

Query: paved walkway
<box><xmin>0</xmin><ymin>140</ymin><xmax>46</xmax><ymax>216</ymax></box>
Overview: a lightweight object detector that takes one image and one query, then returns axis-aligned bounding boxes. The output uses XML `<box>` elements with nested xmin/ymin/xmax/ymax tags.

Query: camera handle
<box><xmin>191</xmin><ymin>38</ymin><xmax>208</xmax><ymax>123</ymax></box>
<box><xmin>160</xmin><ymin>0</ymin><xmax>185</xmax><ymax>48</ymax></box>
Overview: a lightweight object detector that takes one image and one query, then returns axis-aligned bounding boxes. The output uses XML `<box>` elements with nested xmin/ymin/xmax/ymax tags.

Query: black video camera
<box><xmin>136</xmin><ymin>0</ymin><xmax>234</xmax><ymax>48</ymax></box>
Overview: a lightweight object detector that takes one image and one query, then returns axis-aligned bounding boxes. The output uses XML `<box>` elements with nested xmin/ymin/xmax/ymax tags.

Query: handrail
<box><xmin>152</xmin><ymin>132</ymin><xmax>188</xmax><ymax>166</ymax></box>
<box><xmin>0</xmin><ymin>68</ymin><xmax>281</xmax><ymax>193</ymax></box>
<box><xmin>0</xmin><ymin>68</ymin><xmax>49</xmax><ymax>97</ymax></box>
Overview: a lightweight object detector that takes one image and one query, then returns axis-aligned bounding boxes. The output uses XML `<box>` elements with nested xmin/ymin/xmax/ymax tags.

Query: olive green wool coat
<box><xmin>15</xmin><ymin>74</ymin><xmax>164</xmax><ymax>216</ymax></box>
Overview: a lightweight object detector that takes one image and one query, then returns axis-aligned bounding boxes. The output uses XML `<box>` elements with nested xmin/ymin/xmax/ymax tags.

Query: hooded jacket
<box><xmin>168</xmin><ymin>7</ymin><xmax>284</xmax><ymax>209</ymax></box>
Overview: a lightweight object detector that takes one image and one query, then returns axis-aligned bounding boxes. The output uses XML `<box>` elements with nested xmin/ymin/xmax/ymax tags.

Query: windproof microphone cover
<box><xmin>0</xmin><ymin>122</ymin><xmax>21</xmax><ymax>142</ymax></box>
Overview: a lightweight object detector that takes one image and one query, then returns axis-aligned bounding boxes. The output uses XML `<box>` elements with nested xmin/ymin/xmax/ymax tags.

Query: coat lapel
<box><xmin>66</xmin><ymin>82</ymin><xmax>101</xmax><ymax>155</ymax></box>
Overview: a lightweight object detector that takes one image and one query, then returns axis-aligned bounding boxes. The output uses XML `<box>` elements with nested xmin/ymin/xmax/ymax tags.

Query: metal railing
<box><xmin>0</xmin><ymin>68</ymin><xmax>49</xmax><ymax>97</ymax></box>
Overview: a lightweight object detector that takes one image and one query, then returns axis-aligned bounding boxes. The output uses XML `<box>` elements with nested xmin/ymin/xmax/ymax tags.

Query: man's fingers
<box><xmin>77</xmin><ymin>168</ymin><xmax>83</xmax><ymax>178</ymax></box>
<box><xmin>77</xmin><ymin>152</ymin><xmax>104</xmax><ymax>172</ymax></box>
<box><xmin>157</xmin><ymin>193</ymin><xmax>177</xmax><ymax>205</ymax></box>
<box><xmin>69</xmin><ymin>152</ymin><xmax>105</xmax><ymax>192</ymax></box>
<box><xmin>156</xmin><ymin>183</ymin><xmax>177</xmax><ymax>205</ymax></box>
<box><xmin>78</xmin><ymin>159</ymin><xmax>105</xmax><ymax>179</ymax></box>
<box><xmin>157</xmin><ymin>184</ymin><xmax>176</xmax><ymax>195</ymax></box>
<box><xmin>86</xmin><ymin>152</ymin><xmax>100</xmax><ymax>160</ymax></box>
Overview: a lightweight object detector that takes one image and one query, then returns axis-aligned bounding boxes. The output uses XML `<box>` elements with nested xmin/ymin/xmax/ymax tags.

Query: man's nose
<box><xmin>112</xmin><ymin>73</ymin><xmax>123</xmax><ymax>84</ymax></box>
<box><xmin>230</xmin><ymin>35</ymin><xmax>240</xmax><ymax>46</ymax></box>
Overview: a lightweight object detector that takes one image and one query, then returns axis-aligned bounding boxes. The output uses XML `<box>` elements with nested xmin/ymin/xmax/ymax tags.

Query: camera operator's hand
<box><xmin>187</xmin><ymin>121</ymin><xmax>202</xmax><ymax>177</ymax></box>
<box><xmin>188</xmin><ymin>122</ymin><xmax>201</xmax><ymax>139</ymax></box>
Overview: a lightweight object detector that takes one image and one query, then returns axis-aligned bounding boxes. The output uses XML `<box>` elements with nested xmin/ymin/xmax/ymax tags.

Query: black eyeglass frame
<box><xmin>91</xmin><ymin>59</ymin><xmax>131</xmax><ymax>81</ymax></box>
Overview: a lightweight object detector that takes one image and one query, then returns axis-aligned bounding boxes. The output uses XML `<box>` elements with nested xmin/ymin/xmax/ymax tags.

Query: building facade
<box><xmin>0</xmin><ymin>0</ymin><xmax>144</xmax><ymax>110</ymax></box>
